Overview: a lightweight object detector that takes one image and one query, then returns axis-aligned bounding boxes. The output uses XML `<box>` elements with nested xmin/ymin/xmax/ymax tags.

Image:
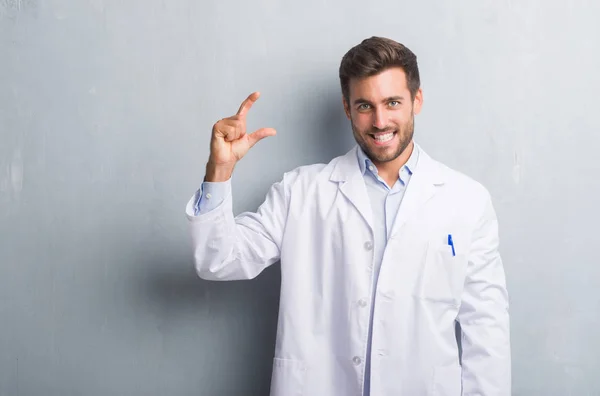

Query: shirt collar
<box><xmin>357</xmin><ymin>142</ymin><xmax>420</xmax><ymax>180</ymax></box>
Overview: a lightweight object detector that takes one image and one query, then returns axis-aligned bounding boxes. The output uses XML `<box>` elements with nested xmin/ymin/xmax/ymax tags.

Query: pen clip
<box><xmin>447</xmin><ymin>234</ymin><xmax>456</xmax><ymax>257</ymax></box>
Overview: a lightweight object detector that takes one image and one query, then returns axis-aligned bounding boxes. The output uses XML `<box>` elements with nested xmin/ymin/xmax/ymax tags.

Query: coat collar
<box><xmin>329</xmin><ymin>142</ymin><xmax>446</xmax><ymax>234</ymax></box>
<box><xmin>330</xmin><ymin>142</ymin><xmax>445</xmax><ymax>185</ymax></box>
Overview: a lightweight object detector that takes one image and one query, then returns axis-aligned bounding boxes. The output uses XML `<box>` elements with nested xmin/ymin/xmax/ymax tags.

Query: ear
<box><xmin>342</xmin><ymin>97</ymin><xmax>351</xmax><ymax>119</ymax></box>
<box><xmin>413</xmin><ymin>88</ymin><xmax>423</xmax><ymax>115</ymax></box>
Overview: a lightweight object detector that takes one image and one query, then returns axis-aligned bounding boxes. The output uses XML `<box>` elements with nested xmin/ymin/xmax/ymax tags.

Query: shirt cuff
<box><xmin>193</xmin><ymin>180</ymin><xmax>231</xmax><ymax>215</ymax></box>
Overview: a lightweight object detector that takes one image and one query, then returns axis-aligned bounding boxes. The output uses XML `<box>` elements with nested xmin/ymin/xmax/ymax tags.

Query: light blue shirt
<box><xmin>193</xmin><ymin>180</ymin><xmax>229</xmax><ymax>215</ymax></box>
<box><xmin>193</xmin><ymin>144</ymin><xmax>420</xmax><ymax>395</ymax></box>
<box><xmin>357</xmin><ymin>144</ymin><xmax>419</xmax><ymax>395</ymax></box>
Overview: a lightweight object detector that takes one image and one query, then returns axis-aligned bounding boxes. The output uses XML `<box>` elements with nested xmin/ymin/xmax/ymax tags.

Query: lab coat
<box><xmin>186</xmin><ymin>143</ymin><xmax>511</xmax><ymax>396</ymax></box>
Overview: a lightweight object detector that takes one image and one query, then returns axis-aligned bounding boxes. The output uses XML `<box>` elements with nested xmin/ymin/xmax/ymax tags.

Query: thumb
<box><xmin>248</xmin><ymin>127</ymin><xmax>277</xmax><ymax>148</ymax></box>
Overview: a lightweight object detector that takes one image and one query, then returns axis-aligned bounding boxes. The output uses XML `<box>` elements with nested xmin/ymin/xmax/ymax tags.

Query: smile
<box><xmin>369</xmin><ymin>131</ymin><xmax>396</xmax><ymax>146</ymax></box>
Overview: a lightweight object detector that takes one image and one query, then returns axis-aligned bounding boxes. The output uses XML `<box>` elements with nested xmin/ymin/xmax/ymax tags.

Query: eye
<box><xmin>358</xmin><ymin>103</ymin><xmax>371</xmax><ymax>111</ymax></box>
<box><xmin>389</xmin><ymin>101</ymin><xmax>400</xmax><ymax>107</ymax></box>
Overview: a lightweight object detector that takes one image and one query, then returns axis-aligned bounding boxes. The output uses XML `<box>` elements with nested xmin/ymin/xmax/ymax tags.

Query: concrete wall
<box><xmin>1</xmin><ymin>0</ymin><xmax>599</xmax><ymax>394</ymax></box>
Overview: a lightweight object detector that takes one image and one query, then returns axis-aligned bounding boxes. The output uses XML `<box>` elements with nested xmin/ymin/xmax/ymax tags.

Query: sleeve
<box><xmin>457</xmin><ymin>192</ymin><xmax>511</xmax><ymax>396</ymax></box>
<box><xmin>185</xmin><ymin>172</ymin><xmax>293</xmax><ymax>281</ymax></box>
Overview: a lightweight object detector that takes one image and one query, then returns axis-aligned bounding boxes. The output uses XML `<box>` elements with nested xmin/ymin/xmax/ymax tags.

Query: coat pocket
<box><xmin>416</xmin><ymin>240</ymin><xmax>466</xmax><ymax>306</ymax></box>
<box><xmin>269</xmin><ymin>358</ymin><xmax>306</xmax><ymax>396</ymax></box>
<box><xmin>432</xmin><ymin>364</ymin><xmax>462</xmax><ymax>396</ymax></box>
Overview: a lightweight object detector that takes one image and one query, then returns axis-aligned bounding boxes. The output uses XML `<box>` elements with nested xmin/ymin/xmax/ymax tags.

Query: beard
<box><xmin>351</xmin><ymin>111</ymin><xmax>415</xmax><ymax>164</ymax></box>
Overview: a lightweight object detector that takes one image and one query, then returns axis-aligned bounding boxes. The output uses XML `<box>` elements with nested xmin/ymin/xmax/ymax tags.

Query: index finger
<box><xmin>236</xmin><ymin>91</ymin><xmax>261</xmax><ymax>117</ymax></box>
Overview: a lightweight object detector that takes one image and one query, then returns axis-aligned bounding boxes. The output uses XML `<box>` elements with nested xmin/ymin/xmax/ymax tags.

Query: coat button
<box><xmin>352</xmin><ymin>356</ymin><xmax>362</xmax><ymax>365</ymax></box>
<box><xmin>364</xmin><ymin>241</ymin><xmax>373</xmax><ymax>251</ymax></box>
<box><xmin>358</xmin><ymin>299</ymin><xmax>367</xmax><ymax>308</ymax></box>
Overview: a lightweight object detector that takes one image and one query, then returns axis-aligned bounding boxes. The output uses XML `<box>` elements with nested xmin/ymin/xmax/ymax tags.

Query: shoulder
<box><xmin>440</xmin><ymin>162</ymin><xmax>490</xmax><ymax>200</ymax></box>
<box><xmin>420</xmin><ymin>146</ymin><xmax>493</xmax><ymax>210</ymax></box>
<box><xmin>422</xmin><ymin>152</ymin><xmax>499</xmax><ymax>233</ymax></box>
<box><xmin>280</xmin><ymin>150</ymin><xmax>349</xmax><ymax>186</ymax></box>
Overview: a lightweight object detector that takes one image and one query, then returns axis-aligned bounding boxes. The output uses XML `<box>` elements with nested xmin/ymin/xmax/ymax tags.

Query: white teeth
<box><xmin>374</xmin><ymin>132</ymin><xmax>394</xmax><ymax>142</ymax></box>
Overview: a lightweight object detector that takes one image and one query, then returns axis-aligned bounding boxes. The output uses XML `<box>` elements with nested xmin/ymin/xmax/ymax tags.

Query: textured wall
<box><xmin>1</xmin><ymin>0</ymin><xmax>599</xmax><ymax>394</ymax></box>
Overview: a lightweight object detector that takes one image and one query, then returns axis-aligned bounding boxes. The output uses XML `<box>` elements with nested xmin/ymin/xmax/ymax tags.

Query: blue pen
<box><xmin>448</xmin><ymin>234</ymin><xmax>456</xmax><ymax>256</ymax></box>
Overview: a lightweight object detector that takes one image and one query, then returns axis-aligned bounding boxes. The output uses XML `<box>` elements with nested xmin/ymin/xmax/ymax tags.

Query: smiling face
<box><xmin>343</xmin><ymin>67</ymin><xmax>423</xmax><ymax>167</ymax></box>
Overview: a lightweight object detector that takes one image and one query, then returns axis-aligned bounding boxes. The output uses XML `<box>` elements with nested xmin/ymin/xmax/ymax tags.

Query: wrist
<box><xmin>205</xmin><ymin>160</ymin><xmax>234</xmax><ymax>182</ymax></box>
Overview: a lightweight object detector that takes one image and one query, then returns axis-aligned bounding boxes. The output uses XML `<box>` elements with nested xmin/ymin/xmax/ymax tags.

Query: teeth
<box><xmin>374</xmin><ymin>132</ymin><xmax>394</xmax><ymax>142</ymax></box>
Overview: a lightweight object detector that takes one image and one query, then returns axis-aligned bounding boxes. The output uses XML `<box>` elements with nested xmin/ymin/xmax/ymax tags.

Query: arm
<box><xmin>186</xmin><ymin>173</ymin><xmax>290</xmax><ymax>281</ymax></box>
<box><xmin>458</xmin><ymin>192</ymin><xmax>511</xmax><ymax>395</ymax></box>
<box><xmin>185</xmin><ymin>91</ymin><xmax>279</xmax><ymax>281</ymax></box>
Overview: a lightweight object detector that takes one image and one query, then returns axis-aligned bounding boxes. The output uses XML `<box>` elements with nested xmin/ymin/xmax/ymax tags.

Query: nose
<box><xmin>372</xmin><ymin>107</ymin><xmax>387</xmax><ymax>130</ymax></box>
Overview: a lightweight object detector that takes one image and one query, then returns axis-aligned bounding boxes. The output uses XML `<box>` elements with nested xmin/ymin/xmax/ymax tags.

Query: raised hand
<box><xmin>205</xmin><ymin>92</ymin><xmax>276</xmax><ymax>182</ymax></box>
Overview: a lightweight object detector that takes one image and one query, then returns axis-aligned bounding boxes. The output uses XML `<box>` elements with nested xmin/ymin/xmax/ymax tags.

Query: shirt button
<box><xmin>364</xmin><ymin>241</ymin><xmax>373</xmax><ymax>251</ymax></box>
<box><xmin>352</xmin><ymin>356</ymin><xmax>362</xmax><ymax>365</ymax></box>
<box><xmin>205</xmin><ymin>193</ymin><xmax>212</xmax><ymax>199</ymax></box>
<box><xmin>358</xmin><ymin>299</ymin><xmax>367</xmax><ymax>308</ymax></box>
<box><xmin>368</xmin><ymin>165</ymin><xmax>375</xmax><ymax>172</ymax></box>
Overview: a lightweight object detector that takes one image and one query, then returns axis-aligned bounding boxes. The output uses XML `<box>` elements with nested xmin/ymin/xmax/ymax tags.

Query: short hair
<box><xmin>339</xmin><ymin>36</ymin><xmax>421</xmax><ymax>102</ymax></box>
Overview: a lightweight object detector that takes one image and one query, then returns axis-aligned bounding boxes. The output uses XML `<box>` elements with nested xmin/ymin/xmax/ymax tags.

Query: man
<box><xmin>186</xmin><ymin>37</ymin><xmax>511</xmax><ymax>395</ymax></box>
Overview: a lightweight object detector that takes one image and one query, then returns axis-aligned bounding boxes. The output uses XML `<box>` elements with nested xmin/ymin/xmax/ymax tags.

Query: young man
<box><xmin>186</xmin><ymin>37</ymin><xmax>511</xmax><ymax>396</ymax></box>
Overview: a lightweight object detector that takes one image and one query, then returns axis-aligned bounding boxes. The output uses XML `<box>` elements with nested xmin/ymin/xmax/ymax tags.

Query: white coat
<box><xmin>186</xmin><ymin>143</ymin><xmax>511</xmax><ymax>396</ymax></box>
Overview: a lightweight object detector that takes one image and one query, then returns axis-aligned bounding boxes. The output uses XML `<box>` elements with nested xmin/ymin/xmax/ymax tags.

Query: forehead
<box><xmin>348</xmin><ymin>67</ymin><xmax>409</xmax><ymax>100</ymax></box>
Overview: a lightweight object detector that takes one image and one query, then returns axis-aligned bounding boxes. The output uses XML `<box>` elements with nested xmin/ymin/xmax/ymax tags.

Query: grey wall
<box><xmin>1</xmin><ymin>0</ymin><xmax>599</xmax><ymax>395</ymax></box>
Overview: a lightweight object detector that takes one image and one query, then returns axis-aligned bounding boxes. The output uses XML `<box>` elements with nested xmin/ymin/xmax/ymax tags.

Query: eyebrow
<box><xmin>353</xmin><ymin>96</ymin><xmax>405</xmax><ymax>105</ymax></box>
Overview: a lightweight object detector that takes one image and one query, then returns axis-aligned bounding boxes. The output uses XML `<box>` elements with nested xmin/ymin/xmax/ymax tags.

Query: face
<box><xmin>343</xmin><ymin>67</ymin><xmax>423</xmax><ymax>166</ymax></box>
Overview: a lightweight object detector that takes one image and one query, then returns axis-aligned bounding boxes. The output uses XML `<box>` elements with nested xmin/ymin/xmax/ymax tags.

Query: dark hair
<box><xmin>339</xmin><ymin>36</ymin><xmax>420</xmax><ymax>103</ymax></box>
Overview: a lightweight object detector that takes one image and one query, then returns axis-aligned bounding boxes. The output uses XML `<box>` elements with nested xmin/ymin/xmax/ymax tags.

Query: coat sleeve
<box><xmin>185</xmin><ymin>173</ymin><xmax>291</xmax><ymax>281</ymax></box>
<box><xmin>457</xmin><ymin>191</ymin><xmax>511</xmax><ymax>395</ymax></box>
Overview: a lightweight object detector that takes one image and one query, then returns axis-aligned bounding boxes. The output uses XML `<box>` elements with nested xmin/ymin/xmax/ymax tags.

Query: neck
<box><xmin>372</xmin><ymin>140</ymin><xmax>414</xmax><ymax>186</ymax></box>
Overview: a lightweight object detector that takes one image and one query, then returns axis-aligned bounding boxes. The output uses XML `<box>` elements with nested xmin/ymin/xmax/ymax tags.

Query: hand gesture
<box><xmin>206</xmin><ymin>92</ymin><xmax>276</xmax><ymax>181</ymax></box>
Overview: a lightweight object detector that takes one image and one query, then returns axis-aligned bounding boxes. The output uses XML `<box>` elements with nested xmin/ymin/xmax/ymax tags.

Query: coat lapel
<box><xmin>330</xmin><ymin>146</ymin><xmax>373</xmax><ymax>233</ymax></box>
<box><xmin>329</xmin><ymin>143</ymin><xmax>446</xmax><ymax>237</ymax></box>
<box><xmin>389</xmin><ymin>144</ymin><xmax>446</xmax><ymax>238</ymax></box>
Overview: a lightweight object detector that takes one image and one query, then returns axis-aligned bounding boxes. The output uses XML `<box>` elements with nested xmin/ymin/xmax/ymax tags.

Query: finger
<box><xmin>236</xmin><ymin>91</ymin><xmax>260</xmax><ymax>118</ymax></box>
<box><xmin>215</xmin><ymin>119</ymin><xmax>244</xmax><ymax>141</ymax></box>
<box><xmin>247</xmin><ymin>127</ymin><xmax>277</xmax><ymax>148</ymax></box>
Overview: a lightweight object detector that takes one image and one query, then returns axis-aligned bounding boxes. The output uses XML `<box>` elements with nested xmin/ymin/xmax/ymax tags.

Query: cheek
<box><xmin>392</xmin><ymin>112</ymin><xmax>411</xmax><ymax>127</ymax></box>
<box><xmin>352</xmin><ymin>113</ymin><xmax>372</xmax><ymax>130</ymax></box>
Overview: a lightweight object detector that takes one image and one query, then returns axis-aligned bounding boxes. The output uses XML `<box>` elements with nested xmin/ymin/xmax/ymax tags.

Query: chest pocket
<box><xmin>413</xmin><ymin>237</ymin><xmax>467</xmax><ymax>306</ymax></box>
